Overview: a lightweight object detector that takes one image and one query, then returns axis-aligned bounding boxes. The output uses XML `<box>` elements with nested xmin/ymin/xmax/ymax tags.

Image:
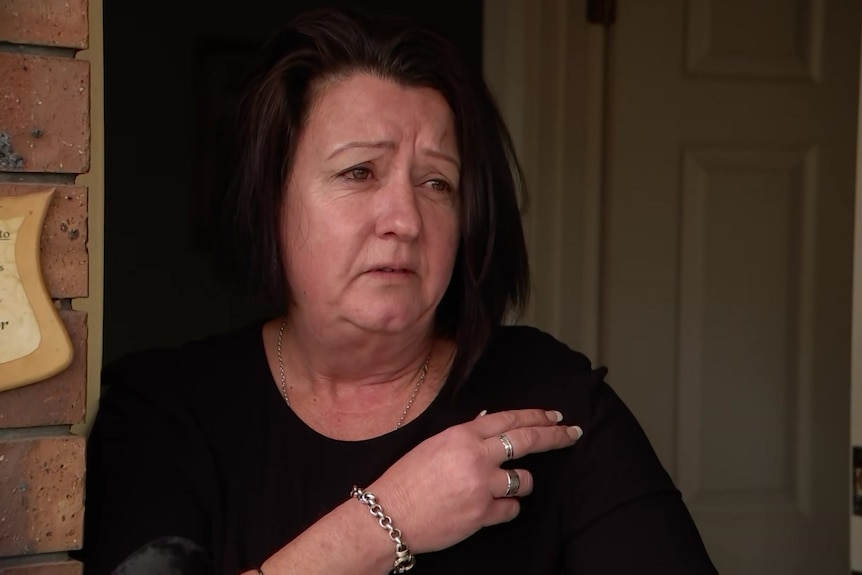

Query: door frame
<box><xmin>482</xmin><ymin>0</ymin><xmax>606</xmax><ymax>360</ymax></box>
<box><xmin>849</xmin><ymin>16</ymin><xmax>862</xmax><ymax>571</ymax></box>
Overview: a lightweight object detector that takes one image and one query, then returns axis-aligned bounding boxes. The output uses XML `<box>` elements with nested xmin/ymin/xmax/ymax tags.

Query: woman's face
<box><xmin>281</xmin><ymin>73</ymin><xmax>461</xmax><ymax>336</ymax></box>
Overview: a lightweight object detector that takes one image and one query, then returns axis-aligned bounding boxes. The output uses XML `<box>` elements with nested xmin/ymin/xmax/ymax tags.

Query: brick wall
<box><xmin>0</xmin><ymin>1</ymin><xmax>91</xmax><ymax>572</ymax></box>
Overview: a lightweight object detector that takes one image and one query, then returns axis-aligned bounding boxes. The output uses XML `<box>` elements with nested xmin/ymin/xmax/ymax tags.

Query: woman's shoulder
<box><xmin>480</xmin><ymin>326</ymin><xmax>679</xmax><ymax>526</ymax></box>
<box><xmin>484</xmin><ymin>324</ymin><xmax>601</xmax><ymax>380</ymax></box>
<box><xmin>99</xmin><ymin>321</ymin><xmax>266</xmax><ymax>412</ymax></box>
<box><xmin>467</xmin><ymin>325</ymin><xmax>607</xmax><ymax>411</ymax></box>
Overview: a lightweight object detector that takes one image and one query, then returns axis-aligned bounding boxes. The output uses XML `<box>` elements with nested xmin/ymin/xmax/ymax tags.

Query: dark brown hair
<box><xmin>220</xmin><ymin>7</ymin><xmax>529</xmax><ymax>387</ymax></box>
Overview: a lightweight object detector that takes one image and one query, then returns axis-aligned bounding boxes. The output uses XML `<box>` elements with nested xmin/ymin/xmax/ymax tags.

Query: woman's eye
<box><xmin>344</xmin><ymin>167</ymin><xmax>371</xmax><ymax>180</ymax></box>
<box><xmin>425</xmin><ymin>179</ymin><xmax>452</xmax><ymax>193</ymax></box>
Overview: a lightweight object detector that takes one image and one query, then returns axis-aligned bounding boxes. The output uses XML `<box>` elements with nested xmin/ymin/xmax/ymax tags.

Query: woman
<box><xmin>81</xmin><ymin>7</ymin><xmax>718</xmax><ymax>575</ymax></box>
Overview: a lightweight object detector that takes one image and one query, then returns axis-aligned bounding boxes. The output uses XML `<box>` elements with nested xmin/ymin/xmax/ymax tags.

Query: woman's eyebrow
<box><xmin>327</xmin><ymin>140</ymin><xmax>396</xmax><ymax>159</ymax></box>
<box><xmin>327</xmin><ymin>141</ymin><xmax>459</xmax><ymax>169</ymax></box>
<box><xmin>423</xmin><ymin>148</ymin><xmax>460</xmax><ymax>170</ymax></box>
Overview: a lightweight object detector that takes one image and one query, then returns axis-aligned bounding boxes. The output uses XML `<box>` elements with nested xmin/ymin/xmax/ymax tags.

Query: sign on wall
<box><xmin>0</xmin><ymin>189</ymin><xmax>73</xmax><ymax>391</ymax></box>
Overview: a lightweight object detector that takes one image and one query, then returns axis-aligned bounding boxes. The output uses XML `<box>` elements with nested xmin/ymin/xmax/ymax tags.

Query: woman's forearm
<box><xmin>243</xmin><ymin>498</ymin><xmax>397</xmax><ymax>575</ymax></box>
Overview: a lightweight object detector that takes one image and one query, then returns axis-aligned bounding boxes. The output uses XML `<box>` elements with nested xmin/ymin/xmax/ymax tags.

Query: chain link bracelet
<box><xmin>349</xmin><ymin>486</ymin><xmax>416</xmax><ymax>573</ymax></box>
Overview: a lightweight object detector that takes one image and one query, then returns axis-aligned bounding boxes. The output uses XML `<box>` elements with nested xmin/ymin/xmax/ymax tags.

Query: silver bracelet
<box><xmin>349</xmin><ymin>486</ymin><xmax>416</xmax><ymax>574</ymax></box>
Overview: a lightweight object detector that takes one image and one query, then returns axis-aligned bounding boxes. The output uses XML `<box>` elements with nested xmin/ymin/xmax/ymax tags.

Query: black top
<box><xmin>79</xmin><ymin>323</ymin><xmax>718</xmax><ymax>574</ymax></box>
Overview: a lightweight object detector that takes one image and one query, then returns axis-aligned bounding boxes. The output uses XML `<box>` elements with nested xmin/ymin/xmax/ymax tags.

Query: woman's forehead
<box><xmin>303</xmin><ymin>73</ymin><xmax>458</xmax><ymax>155</ymax></box>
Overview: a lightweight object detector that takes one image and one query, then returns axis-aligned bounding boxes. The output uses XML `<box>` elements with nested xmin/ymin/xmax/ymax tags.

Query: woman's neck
<box><xmin>283</xmin><ymin>313</ymin><xmax>436</xmax><ymax>386</ymax></box>
<box><xmin>263</xmin><ymin>315</ymin><xmax>453</xmax><ymax>439</ymax></box>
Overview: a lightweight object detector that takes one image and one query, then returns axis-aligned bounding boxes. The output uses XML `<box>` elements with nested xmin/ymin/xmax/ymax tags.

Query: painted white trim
<box><xmin>73</xmin><ymin>0</ymin><xmax>104</xmax><ymax>435</ymax></box>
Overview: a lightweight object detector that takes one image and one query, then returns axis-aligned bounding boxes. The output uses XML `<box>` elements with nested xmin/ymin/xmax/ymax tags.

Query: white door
<box><xmin>601</xmin><ymin>1</ymin><xmax>859</xmax><ymax>573</ymax></box>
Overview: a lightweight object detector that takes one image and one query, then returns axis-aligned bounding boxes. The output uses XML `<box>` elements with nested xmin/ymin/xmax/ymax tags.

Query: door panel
<box><xmin>677</xmin><ymin>146</ymin><xmax>816</xmax><ymax>573</ymax></box>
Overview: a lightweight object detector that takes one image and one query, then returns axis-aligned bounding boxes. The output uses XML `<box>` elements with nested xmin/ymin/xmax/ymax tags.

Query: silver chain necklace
<box><xmin>276</xmin><ymin>317</ymin><xmax>431</xmax><ymax>430</ymax></box>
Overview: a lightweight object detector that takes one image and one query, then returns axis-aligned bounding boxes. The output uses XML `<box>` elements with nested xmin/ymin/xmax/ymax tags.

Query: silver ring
<box><xmin>498</xmin><ymin>433</ymin><xmax>514</xmax><ymax>461</ymax></box>
<box><xmin>503</xmin><ymin>468</ymin><xmax>521</xmax><ymax>497</ymax></box>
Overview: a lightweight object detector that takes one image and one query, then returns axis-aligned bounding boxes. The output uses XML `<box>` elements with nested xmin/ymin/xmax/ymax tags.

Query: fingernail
<box><xmin>546</xmin><ymin>410</ymin><xmax>563</xmax><ymax>423</ymax></box>
<box><xmin>566</xmin><ymin>426</ymin><xmax>583</xmax><ymax>440</ymax></box>
<box><xmin>477</xmin><ymin>409</ymin><xmax>488</xmax><ymax>417</ymax></box>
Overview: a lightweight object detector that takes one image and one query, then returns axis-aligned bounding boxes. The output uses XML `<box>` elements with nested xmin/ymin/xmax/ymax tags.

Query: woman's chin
<box><xmin>345</xmin><ymin>308</ymin><xmax>429</xmax><ymax>335</ymax></box>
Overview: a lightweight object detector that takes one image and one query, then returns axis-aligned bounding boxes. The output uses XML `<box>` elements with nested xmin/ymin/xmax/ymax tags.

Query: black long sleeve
<box><xmin>77</xmin><ymin>322</ymin><xmax>717</xmax><ymax>574</ymax></box>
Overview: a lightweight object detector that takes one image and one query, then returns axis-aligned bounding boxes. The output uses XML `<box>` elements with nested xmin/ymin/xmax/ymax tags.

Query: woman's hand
<box><xmin>367</xmin><ymin>409</ymin><xmax>582</xmax><ymax>554</ymax></box>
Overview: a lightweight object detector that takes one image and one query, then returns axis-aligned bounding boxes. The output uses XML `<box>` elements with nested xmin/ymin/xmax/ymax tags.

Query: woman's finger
<box><xmin>486</xmin><ymin>424</ymin><xmax>582</xmax><ymax>464</ymax></box>
<box><xmin>470</xmin><ymin>408</ymin><xmax>563</xmax><ymax>437</ymax></box>
<box><xmin>483</xmin><ymin>498</ymin><xmax>521</xmax><ymax>527</ymax></box>
<box><xmin>491</xmin><ymin>467</ymin><xmax>533</xmax><ymax>499</ymax></box>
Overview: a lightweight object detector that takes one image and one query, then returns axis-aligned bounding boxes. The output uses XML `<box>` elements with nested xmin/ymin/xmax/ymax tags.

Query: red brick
<box><xmin>0</xmin><ymin>310</ymin><xmax>87</xmax><ymax>428</ymax></box>
<box><xmin>0</xmin><ymin>184</ymin><xmax>88</xmax><ymax>298</ymax></box>
<box><xmin>0</xmin><ymin>0</ymin><xmax>88</xmax><ymax>49</ymax></box>
<box><xmin>0</xmin><ymin>436</ymin><xmax>84</xmax><ymax>556</ymax></box>
<box><xmin>0</xmin><ymin>560</ymin><xmax>82</xmax><ymax>575</ymax></box>
<box><xmin>0</xmin><ymin>54</ymin><xmax>89</xmax><ymax>174</ymax></box>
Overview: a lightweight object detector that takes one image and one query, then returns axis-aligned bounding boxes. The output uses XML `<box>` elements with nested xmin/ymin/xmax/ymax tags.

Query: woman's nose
<box><xmin>375</xmin><ymin>174</ymin><xmax>422</xmax><ymax>240</ymax></box>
